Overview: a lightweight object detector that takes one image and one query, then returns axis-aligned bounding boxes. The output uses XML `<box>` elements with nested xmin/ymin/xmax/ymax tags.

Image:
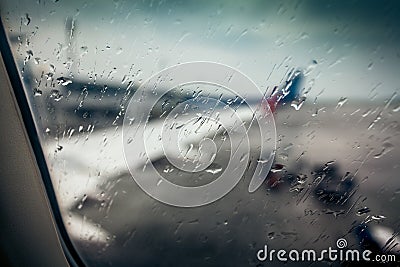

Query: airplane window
<box><xmin>1</xmin><ymin>1</ymin><xmax>399</xmax><ymax>266</ymax></box>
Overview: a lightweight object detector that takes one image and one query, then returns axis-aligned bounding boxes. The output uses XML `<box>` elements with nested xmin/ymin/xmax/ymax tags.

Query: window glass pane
<box><xmin>1</xmin><ymin>1</ymin><xmax>399</xmax><ymax>266</ymax></box>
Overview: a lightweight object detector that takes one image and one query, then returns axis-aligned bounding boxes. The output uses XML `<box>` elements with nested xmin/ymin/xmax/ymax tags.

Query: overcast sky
<box><xmin>2</xmin><ymin>0</ymin><xmax>400</xmax><ymax>101</ymax></box>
